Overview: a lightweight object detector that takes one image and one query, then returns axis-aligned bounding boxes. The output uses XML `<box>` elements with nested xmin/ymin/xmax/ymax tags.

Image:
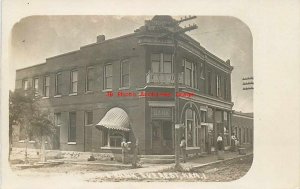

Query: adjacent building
<box><xmin>13</xmin><ymin>16</ymin><xmax>235</xmax><ymax>155</ymax></box>
<box><xmin>232</xmin><ymin>111</ymin><xmax>254</xmax><ymax>149</ymax></box>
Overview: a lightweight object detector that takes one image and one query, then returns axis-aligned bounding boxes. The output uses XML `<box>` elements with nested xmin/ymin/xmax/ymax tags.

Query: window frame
<box><xmin>224</xmin><ymin>77</ymin><xmax>228</xmax><ymax>99</ymax></box>
<box><xmin>185</xmin><ymin>108</ymin><xmax>198</xmax><ymax>148</ymax></box>
<box><xmin>43</xmin><ymin>75</ymin><xmax>50</xmax><ymax>97</ymax></box>
<box><xmin>22</xmin><ymin>79</ymin><xmax>28</xmax><ymax>90</ymax></box>
<box><xmin>120</xmin><ymin>59</ymin><xmax>130</xmax><ymax>88</ymax></box>
<box><xmin>150</xmin><ymin>53</ymin><xmax>173</xmax><ymax>74</ymax></box>
<box><xmin>70</xmin><ymin>70</ymin><xmax>78</xmax><ymax>94</ymax></box>
<box><xmin>216</xmin><ymin>74</ymin><xmax>222</xmax><ymax>97</ymax></box>
<box><xmin>104</xmin><ymin>63</ymin><xmax>113</xmax><ymax>90</ymax></box>
<box><xmin>86</xmin><ymin>67</ymin><xmax>95</xmax><ymax>92</ymax></box>
<box><xmin>183</xmin><ymin>59</ymin><xmax>197</xmax><ymax>88</ymax></box>
<box><xmin>84</xmin><ymin>111</ymin><xmax>93</xmax><ymax>126</ymax></box>
<box><xmin>55</xmin><ymin>72</ymin><xmax>62</xmax><ymax>95</ymax></box>
<box><xmin>54</xmin><ymin>113</ymin><xmax>62</xmax><ymax>127</ymax></box>
<box><xmin>207</xmin><ymin>71</ymin><xmax>212</xmax><ymax>95</ymax></box>
<box><xmin>199</xmin><ymin>62</ymin><xmax>205</xmax><ymax>79</ymax></box>
<box><xmin>68</xmin><ymin>112</ymin><xmax>76</xmax><ymax>143</ymax></box>
<box><xmin>33</xmin><ymin>77</ymin><xmax>39</xmax><ymax>96</ymax></box>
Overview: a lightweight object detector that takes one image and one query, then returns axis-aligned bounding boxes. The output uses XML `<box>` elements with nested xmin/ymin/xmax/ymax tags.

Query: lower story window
<box><xmin>102</xmin><ymin>129</ymin><xmax>128</xmax><ymax>148</ymax></box>
<box><xmin>68</xmin><ymin>112</ymin><xmax>76</xmax><ymax>142</ymax></box>
<box><xmin>184</xmin><ymin>108</ymin><xmax>200</xmax><ymax>147</ymax></box>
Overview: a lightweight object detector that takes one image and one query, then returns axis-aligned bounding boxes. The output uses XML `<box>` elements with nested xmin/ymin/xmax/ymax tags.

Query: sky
<box><xmin>10</xmin><ymin>16</ymin><xmax>253</xmax><ymax>112</ymax></box>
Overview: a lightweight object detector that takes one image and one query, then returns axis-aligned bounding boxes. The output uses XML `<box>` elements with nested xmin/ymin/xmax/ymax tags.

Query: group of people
<box><xmin>231</xmin><ymin>133</ymin><xmax>240</xmax><ymax>151</ymax></box>
<box><xmin>179</xmin><ymin>132</ymin><xmax>240</xmax><ymax>163</ymax></box>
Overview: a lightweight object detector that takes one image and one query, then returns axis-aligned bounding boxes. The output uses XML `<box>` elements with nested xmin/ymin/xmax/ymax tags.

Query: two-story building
<box><xmin>14</xmin><ymin>16</ymin><xmax>234</xmax><ymax>155</ymax></box>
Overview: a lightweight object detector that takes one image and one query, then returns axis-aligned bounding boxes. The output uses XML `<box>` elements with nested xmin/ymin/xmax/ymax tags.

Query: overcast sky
<box><xmin>10</xmin><ymin>16</ymin><xmax>253</xmax><ymax>112</ymax></box>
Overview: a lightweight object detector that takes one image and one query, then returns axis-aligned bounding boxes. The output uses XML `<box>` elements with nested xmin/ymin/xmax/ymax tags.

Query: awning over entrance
<box><xmin>96</xmin><ymin>107</ymin><xmax>130</xmax><ymax>131</ymax></box>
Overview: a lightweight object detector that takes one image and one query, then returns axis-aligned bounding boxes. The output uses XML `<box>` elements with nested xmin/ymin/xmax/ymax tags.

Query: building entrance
<box><xmin>152</xmin><ymin>120</ymin><xmax>173</xmax><ymax>154</ymax></box>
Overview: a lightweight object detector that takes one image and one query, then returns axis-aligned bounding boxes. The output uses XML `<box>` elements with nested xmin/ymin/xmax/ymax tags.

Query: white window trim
<box><xmin>100</xmin><ymin>146</ymin><xmax>122</xmax><ymax>150</ymax></box>
<box><xmin>67</xmin><ymin>142</ymin><xmax>76</xmax><ymax>145</ymax></box>
<box><xmin>69</xmin><ymin>93</ymin><xmax>77</xmax><ymax>96</ymax></box>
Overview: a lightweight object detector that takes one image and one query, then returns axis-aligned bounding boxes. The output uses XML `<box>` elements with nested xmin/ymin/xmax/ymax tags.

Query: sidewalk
<box><xmin>181</xmin><ymin>150</ymin><xmax>253</xmax><ymax>170</ymax></box>
<box><xmin>81</xmin><ymin>150</ymin><xmax>253</xmax><ymax>181</ymax></box>
<box><xmin>45</xmin><ymin>149</ymin><xmax>253</xmax><ymax>171</ymax></box>
<box><xmin>11</xmin><ymin>149</ymin><xmax>253</xmax><ymax>182</ymax></box>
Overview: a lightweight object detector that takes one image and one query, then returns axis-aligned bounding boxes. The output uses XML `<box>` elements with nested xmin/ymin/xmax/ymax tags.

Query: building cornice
<box><xmin>181</xmin><ymin>89</ymin><xmax>233</xmax><ymax>111</ymax></box>
<box><xmin>233</xmin><ymin>112</ymin><xmax>254</xmax><ymax>119</ymax></box>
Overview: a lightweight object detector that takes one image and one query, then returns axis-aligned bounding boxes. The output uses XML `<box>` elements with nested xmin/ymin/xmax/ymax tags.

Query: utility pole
<box><xmin>161</xmin><ymin>16</ymin><xmax>198</xmax><ymax>169</ymax></box>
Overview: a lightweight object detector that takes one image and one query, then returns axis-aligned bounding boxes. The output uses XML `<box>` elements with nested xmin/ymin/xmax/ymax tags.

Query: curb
<box><xmin>189</xmin><ymin>153</ymin><xmax>253</xmax><ymax>171</ymax></box>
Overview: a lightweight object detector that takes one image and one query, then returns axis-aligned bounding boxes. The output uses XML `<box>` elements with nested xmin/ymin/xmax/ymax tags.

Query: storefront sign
<box><xmin>151</xmin><ymin>107</ymin><xmax>172</xmax><ymax>118</ymax></box>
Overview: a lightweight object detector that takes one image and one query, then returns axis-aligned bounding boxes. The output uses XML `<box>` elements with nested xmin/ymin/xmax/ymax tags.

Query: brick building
<box><xmin>13</xmin><ymin>16</ymin><xmax>234</xmax><ymax>155</ymax></box>
<box><xmin>232</xmin><ymin>111</ymin><xmax>253</xmax><ymax>148</ymax></box>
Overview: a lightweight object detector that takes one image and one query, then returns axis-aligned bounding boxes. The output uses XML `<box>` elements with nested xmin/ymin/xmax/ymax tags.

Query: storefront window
<box><xmin>185</xmin><ymin>108</ymin><xmax>195</xmax><ymax>147</ymax></box>
<box><xmin>102</xmin><ymin>130</ymin><xmax>128</xmax><ymax>148</ymax></box>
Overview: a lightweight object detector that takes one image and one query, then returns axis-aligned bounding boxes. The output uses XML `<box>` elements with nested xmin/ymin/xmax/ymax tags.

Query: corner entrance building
<box><xmin>14</xmin><ymin>16</ymin><xmax>234</xmax><ymax>155</ymax></box>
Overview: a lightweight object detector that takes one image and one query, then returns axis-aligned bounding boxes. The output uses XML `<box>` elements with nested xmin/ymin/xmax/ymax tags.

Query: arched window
<box><xmin>185</xmin><ymin>108</ymin><xmax>196</xmax><ymax>147</ymax></box>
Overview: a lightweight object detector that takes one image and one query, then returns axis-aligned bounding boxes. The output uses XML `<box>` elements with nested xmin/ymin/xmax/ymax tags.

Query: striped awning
<box><xmin>96</xmin><ymin>107</ymin><xmax>130</xmax><ymax>131</ymax></box>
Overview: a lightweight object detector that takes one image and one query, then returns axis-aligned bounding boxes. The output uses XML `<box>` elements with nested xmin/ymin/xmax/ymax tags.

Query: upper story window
<box><xmin>104</xmin><ymin>63</ymin><xmax>112</xmax><ymax>89</ymax></box>
<box><xmin>70</xmin><ymin>70</ymin><xmax>78</xmax><ymax>94</ymax></box>
<box><xmin>151</xmin><ymin>53</ymin><xmax>172</xmax><ymax>73</ymax></box>
<box><xmin>184</xmin><ymin>59</ymin><xmax>197</xmax><ymax>88</ymax></box>
<box><xmin>207</xmin><ymin>71</ymin><xmax>212</xmax><ymax>95</ymax></box>
<box><xmin>55</xmin><ymin>72</ymin><xmax>62</xmax><ymax>95</ymax></box>
<box><xmin>224</xmin><ymin>78</ymin><xmax>228</xmax><ymax>99</ymax></box>
<box><xmin>216</xmin><ymin>74</ymin><xmax>221</xmax><ymax>97</ymax></box>
<box><xmin>200</xmin><ymin>62</ymin><xmax>205</xmax><ymax>79</ymax></box>
<box><xmin>86</xmin><ymin>67</ymin><xmax>95</xmax><ymax>92</ymax></box>
<box><xmin>54</xmin><ymin>113</ymin><xmax>62</xmax><ymax>127</ymax></box>
<box><xmin>22</xmin><ymin>79</ymin><xmax>28</xmax><ymax>90</ymax></box>
<box><xmin>33</xmin><ymin>78</ymin><xmax>39</xmax><ymax>96</ymax></box>
<box><xmin>43</xmin><ymin>76</ymin><xmax>50</xmax><ymax>97</ymax></box>
<box><xmin>121</xmin><ymin>60</ymin><xmax>130</xmax><ymax>88</ymax></box>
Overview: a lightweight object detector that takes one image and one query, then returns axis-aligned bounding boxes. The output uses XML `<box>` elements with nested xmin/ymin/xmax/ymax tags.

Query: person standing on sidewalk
<box><xmin>180</xmin><ymin>137</ymin><xmax>187</xmax><ymax>163</ymax></box>
<box><xmin>217</xmin><ymin>133</ymin><xmax>223</xmax><ymax>151</ymax></box>
<box><xmin>217</xmin><ymin>133</ymin><xmax>225</xmax><ymax>160</ymax></box>
<box><xmin>231</xmin><ymin>133</ymin><xmax>237</xmax><ymax>152</ymax></box>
